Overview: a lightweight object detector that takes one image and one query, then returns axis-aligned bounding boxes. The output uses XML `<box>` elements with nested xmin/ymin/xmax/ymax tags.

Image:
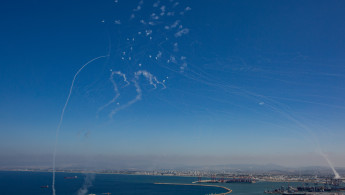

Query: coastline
<box><xmin>154</xmin><ymin>182</ymin><xmax>232</xmax><ymax>195</ymax></box>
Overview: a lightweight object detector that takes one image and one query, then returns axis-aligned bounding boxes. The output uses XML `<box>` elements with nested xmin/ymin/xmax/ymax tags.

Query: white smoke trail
<box><xmin>97</xmin><ymin>71</ymin><xmax>123</xmax><ymax>115</ymax></box>
<box><xmin>135</xmin><ymin>70</ymin><xmax>166</xmax><ymax>89</ymax></box>
<box><xmin>106</xmin><ymin>70</ymin><xmax>165</xmax><ymax>118</ymax></box>
<box><xmin>320</xmin><ymin>152</ymin><xmax>340</xmax><ymax>179</ymax></box>
<box><xmin>113</xmin><ymin>71</ymin><xmax>130</xmax><ymax>86</ymax></box>
<box><xmin>97</xmin><ymin>71</ymin><xmax>131</xmax><ymax>117</ymax></box>
<box><xmin>77</xmin><ymin>174</ymin><xmax>95</xmax><ymax>195</ymax></box>
<box><xmin>109</xmin><ymin>78</ymin><xmax>142</xmax><ymax>118</ymax></box>
<box><xmin>263</xmin><ymin>101</ymin><xmax>341</xmax><ymax>179</ymax></box>
<box><xmin>52</xmin><ymin>55</ymin><xmax>107</xmax><ymax>195</ymax></box>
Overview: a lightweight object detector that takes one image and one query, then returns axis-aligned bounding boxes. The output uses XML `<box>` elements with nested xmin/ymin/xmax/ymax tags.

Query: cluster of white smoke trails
<box><xmin>52</xmin><ymin>55</ymin><xmax>107</xmax><ymax>195</ymax></box>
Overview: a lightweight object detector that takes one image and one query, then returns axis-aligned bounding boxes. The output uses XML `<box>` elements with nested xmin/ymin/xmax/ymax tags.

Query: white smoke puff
<box><xmin>170</xmin><ymin>56</ymin><xmax>177</xmax><ymax>63</ymax></box>
<box><xmin>175</xmin><ymin>28</ymin><xmax>189</xmax><ymax>37</ymax></box>
<box><xmin>151</xmin><ymin>13</ymin><xmax>159</xmax><ymax>20</ymax></box>
<box><xmin>173</xmin><ymin>42</ymin><xmax>179</xmax><ymax>52</ymax></box>
<box><xmin>77</xmin><ymin>174</ymin><xmax>95</xmax><ymax>195</ymax></box>
<box><xmin>259</xmin><ymin>102</ymin><xmax>265</xmax><ymax>105</ymax></box>
<box><xmin>133</xmin><ymin>5</ymin><xmax>142</xmax><ymax>11</ymax></box>
<box><xmin>185</xmin><ymin>6</ymin><xmax>192</xmax><ymax>11</ymax></box>
<box><xmin>170</xmin><ymin>20</ymin><xmax>180</xmax><ymax>28</ymax></box>
<box><xmin>180</xmin><ymin>62</ymin><xmax>187</xmax><ymax>72</ymax></box>
<box><xmin>145</xmin><ymin>29</ymin><xmax>152</xmax><ymax>36</ymax></box>
<box><xmin>133</xmin><ymin>0</ymin><xmax>144</xmax><ymax>11</ymax></box>
<box><xmin>160</xmin><ymin>5</ymin><xmax>166</xmax><ymax>12</ymax></box>
<box><xmin>114</xmin><ymin>20</ymin><xmax>121</xmax><ymax>24</ymax></box>
<box><xmin>156</xmin><ymin>51</ymin><xmax>162</xmax><ymax>58</ymax></box>
<box><xmin>153</xmin><ymin>0</ymin><xmax>160</xmax><ymax>7</ymax></box>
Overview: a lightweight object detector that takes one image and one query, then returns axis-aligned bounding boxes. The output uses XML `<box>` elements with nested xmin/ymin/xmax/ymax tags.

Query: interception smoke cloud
<box><xmin>77</xmin><ymin>174</ymin><xmax>95</xmax><ymax>195</ymax></box>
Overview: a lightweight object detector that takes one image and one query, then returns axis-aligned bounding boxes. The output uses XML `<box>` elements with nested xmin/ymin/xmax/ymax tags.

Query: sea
<box><xmin>0</xmin><ymin>171</ymin><xmax>295</xmax><ymax>195</ymax></box>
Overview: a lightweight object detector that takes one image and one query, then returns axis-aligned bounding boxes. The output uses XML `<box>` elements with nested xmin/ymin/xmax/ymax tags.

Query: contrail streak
<box><xmin>52</xmin><ymin>55</ymin><xmax>107</xmax><ymax>195</ymax></box>
<box><xmin>97</xmin><ymin>71</ymin><xmax>130</xmax><ymax>117</ymax></box>
<box><xmin>106</xmin><ymin>70</ymin><xmax>165</xmax><ymax>119</ymax></box>
<box><xmin>97</xmin><ymin>71</ymin><xmax>122</xmax><ymax>115</ymax></box>
<box><xmin>135</xmin><ymin>70</ymin><xmax>166</xmax><ymax>89</ymax></box>
<box><xmin>109</xmin><ymin>78</ymin><xmax>142</xmax><ymax>118</ymax></box>
<box><xmin>113</xmin><ymin>71</ymin><xmax>130</xmax><ymax>86</ymax></box>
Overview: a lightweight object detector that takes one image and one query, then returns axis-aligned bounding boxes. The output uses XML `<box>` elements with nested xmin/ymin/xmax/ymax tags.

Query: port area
<box><xmin>264</xmin><ymin>179</ymin><xmax>345</xmax><ymax>195</ymax></box>
<box><xmin>154</xmin><ymin>183</ymin><xmax>232</xmax><ymax>195</ymax></box>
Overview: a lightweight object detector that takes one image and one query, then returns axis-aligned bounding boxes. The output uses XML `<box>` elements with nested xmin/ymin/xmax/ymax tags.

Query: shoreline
<box><xmin>0</xmin><ymin>169</ymin><xmax>202</xmax><ymax>178</ymax></box>
<box><xmin>154</xmin><ymin>182</ymin><xmax>232</xmax><ymax>195</ymax></box>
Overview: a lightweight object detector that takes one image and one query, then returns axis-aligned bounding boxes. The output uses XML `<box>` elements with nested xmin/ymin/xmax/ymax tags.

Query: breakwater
<box><xmin>154</xmin><ymin>182</ymin><xmax>232</xmax><ymax>195</ymax></box>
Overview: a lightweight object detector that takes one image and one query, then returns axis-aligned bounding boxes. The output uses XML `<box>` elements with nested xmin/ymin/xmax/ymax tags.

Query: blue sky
<box><xmin>1</xmin><ymin>0</ymin><xmax>345</xmax><ymax>168</ymax></box>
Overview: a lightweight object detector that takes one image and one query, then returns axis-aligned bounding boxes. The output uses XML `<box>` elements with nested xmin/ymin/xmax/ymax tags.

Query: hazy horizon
<box><xmin>1</xmin><ymin>0</ymin><xmax>345</xmax><ymax>175</ymax></box>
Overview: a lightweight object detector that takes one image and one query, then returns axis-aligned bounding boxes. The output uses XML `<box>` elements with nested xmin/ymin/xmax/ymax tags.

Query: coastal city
<box><xmin>2</xmin><ymin>166</ymin><xmax>345</xmax><ymax>194</ymax></box>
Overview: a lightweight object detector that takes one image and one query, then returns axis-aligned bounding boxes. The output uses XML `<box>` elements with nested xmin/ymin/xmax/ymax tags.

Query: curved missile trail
<box><xmin>135</xmin><ymin>70</ymin><xmax>166</xmax><ymax>89</ymax></box>
<box><xmin>113</xmin><ymin>71</ymin><xmax>130</xmax><ymax>86</ymax></box>
<box><xmin>99</xmin><ymin>70</ymin><xmax>166</xmax><ymax>119</ymax></box>
<box><xmin>97</xmin><ymin>71</ymin><xmax>123</xmax><ymax>115</ymax></box>
<box><xmin>52</xmin><ymin>55</ymin><xmax>107</xmax><ymax>195</ymax></box>
<box><xmin>109</xmin><ymin>77</ymin><xmax>142</xmax><ymax>118</ymax></box>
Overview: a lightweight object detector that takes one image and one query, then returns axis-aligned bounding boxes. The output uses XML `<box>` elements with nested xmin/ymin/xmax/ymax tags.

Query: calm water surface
<box><xmin>0</xmin><ymin>171</ymin><xmax>295</xmax><ymax>195</ymax></box>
